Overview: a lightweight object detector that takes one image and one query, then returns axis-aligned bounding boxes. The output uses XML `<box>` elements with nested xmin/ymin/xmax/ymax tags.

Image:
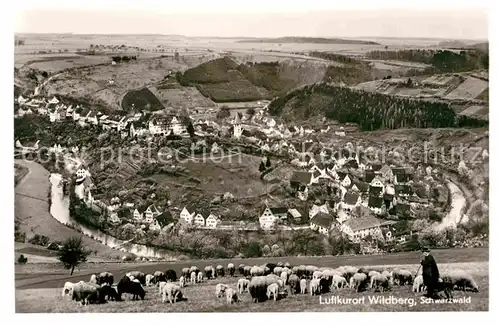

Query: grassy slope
<box><xmin>15</xmin><ymin>257</ymin><xmax>488</xmax><ymax>312</ymax></box>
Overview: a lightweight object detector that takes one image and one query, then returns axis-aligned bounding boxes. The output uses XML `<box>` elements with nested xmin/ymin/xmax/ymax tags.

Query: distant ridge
<box><xmin>236</xmin><ymin>37</ymin><xmax>380</xmax><ymax>45</ymax></box>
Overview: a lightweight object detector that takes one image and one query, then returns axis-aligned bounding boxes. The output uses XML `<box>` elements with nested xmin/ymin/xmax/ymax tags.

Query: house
<box><xmin>233</xmin><ymin>114</ymin><xmax>243</xmax><ymax>139</ymax></box>
<box><xmin>108</xmin><ymin>212</ymin><xmax>121</xmax><ymax>224</ymax></box>
<box><xmin>206</xmin><ymin>213</ymin><xmax>221</xmax><ymax>228</ymax></box>
<box><xmin>287</xmin><ymin>208</ymin><xmax>302</xmax><ymax>221</ymax></box>
<box><xmin>49</xmin><ymin>108</ymin><xmax>61</xmax><ymax>122</ymax></box>
<box><xmin>133</xmin><ymin>209</ymin><xmax>143</xmax><ymax>221</ymax></box>
<box><xmin>211</xmin><ymin>142</ymin><xmax>220</xmax><ymax>153</ymax></box>
<box><xmin>48</xmin><ymin>96</ymin><xmax>59</xmax><ymax>105</ymax></box>
<box><xmin>364</xmin><ymin>170</ymin><xmax>376</xmax><ymax>183</ymax></box>
<box><xmin>394</xmin><ymin>172</ymin><xmax>412</xmax><ymax>184</ymax></box>
<box><xmin>368</xmin><ymin>196</ymin><xmax>386</xmax><ymax>215</ymax></box>
<box><xmin>395</xmin><ymin>184</ymin><xmax>413</xmax><ymax>199</ymax></box>
<box><xmin>144</xmin><ymin>204</ymin><xmax>161</xmax><ymax>222</ymax></box>
<box><xmin>17</xmin><ymin>95</ymin><xmax>28</xmax><ymax>105</ymax></box>
<box><xmin>193</xmin><ymin>212</ymin><xmax>206</xmax><ymax>227</ymax></box>
<box><xmin>155</xmin><ymin>210</ymin><xmax>175</xmax><ymax>229</ymax></box>
<box><xmin>290</xmin><ymin>171</ymin><xmax>314</xmax><ymax>191</ymax></box>
<box><xmin>168</xmin><ymin>116</ymin><xmax>187</xmax><ymax>135</ymax></box>
<box><xmin>379</xmin><ymin>165</ymin><xmax>394</xmax><ymax>182</ymax></box>
<box><xmin>340</xmin><ymin>216</ymin><xmax>385</xmax><ymax>240</ymax></box>
<box><xmin>310</xmin><ymin>212</ymin><xmax>336</xmax><ymax>235</ymax></box>
<box><xmin>341</xmin><ymin>175</ymin><xmax>352</xmax><ymax>188</ymax></box>
<box><xmin>259</xmin><ymin>207</ymin><xmax>287</xmax><ymax>229</ymax></box>
<box><xmin>180</xmin><ymin>206</ymin><xmax>196</xmax><ymax>224</ymax></box>
<box><xmin>342</xmin><ymin>191</ymin><xmax>361</xmax><ymax>211</ymax></box>
<box><xmin>353</xmin><ymin>180</ymin><xmax>369</xmax><ymax>194</ymax></box>
<box><xmin>309</xmin><ymin>202</ymin><xmax>329</xmax><ymax>219</ymax></box>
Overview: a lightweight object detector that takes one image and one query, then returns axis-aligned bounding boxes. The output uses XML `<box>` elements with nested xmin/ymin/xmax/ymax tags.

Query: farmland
<box><xmin>15</xmin><ymin>247</ymin><xmax>488</xmax><ymax>312</ymax></box>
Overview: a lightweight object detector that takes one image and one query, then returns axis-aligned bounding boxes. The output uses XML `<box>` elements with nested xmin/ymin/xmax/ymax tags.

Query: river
<box><xmin>49</xmin><ymin>173</ymin><xmax>169</xmax><ymax>259</ymax></box>
<box><xmin>435</xmin><ymin>180</ymin><xmax>467</xmax><ymax>231</ymax></box>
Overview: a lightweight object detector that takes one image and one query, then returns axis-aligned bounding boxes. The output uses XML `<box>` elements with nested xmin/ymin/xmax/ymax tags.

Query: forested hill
<box><xmin>268</xmin><ymin>83</ymin><xmax>488</xmax><ymax>131</ymax></box>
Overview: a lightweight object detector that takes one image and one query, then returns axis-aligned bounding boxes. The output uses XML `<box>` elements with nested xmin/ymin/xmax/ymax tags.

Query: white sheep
<box><xmin>89</xmin><ymin>274</ymin><xmax>97</xmax><ymax>284</ymax></box>
<box><xmin>412</xmin><ymin>275</ymin><xmax>425</xmax><ymax>292</ymax></box>
<box><xmin>145</xmin><ymin>274</ymin><xmax>154</xmax><ymax>287</ymax></box>
<box><xmin>350</xmin><ymin>273</ymin><xmax>367</xmax><ymax>289</ymax></box>
<box><xmin>179</xmin><ymin>276</ymin><xmax>185</xmax><ymax>288</ymax></box>
<box><xmin>280</xmin><ymin>271</ymin><xmax>288</xmax><ymax>285</ymax></box>
<box><xmin>190</xmin><ymin>271</ymin><xmax>197</xmax><ymax>284</ymax></box>
<box><xmin>158</xmin><ymin>281</ymin><xmax>168</xmax><ymax>295</ymax></box>
<box><xmin>312</xmin><ymin>270</ymin><xmax>324</xmax><ymax>280</ymax></box>
<box><xmin>371</xmin><ymin>274</ymin><xmax>390</xmax><ymax>292</ymax></box>
<box><xmin>300</xmin><ymin>279</ymin><xmax>307</xmax><ymax>294</ymax></box>
<box><xmin>441</xmin><ymin>270</ymin><xmax>479</xmax><ymax>292</ymax></box>
<box><xmin>161</xmin><ymin>282</ymin><xmax>183</xmax><ymax>303</ymax></box>
<box><xmin>61</xmin><ymin>281</ymin><xmax>84</xmax><ymax>297</ymax></box>
<box><xmin>215</xmin><ymin>283</ymin><xmax>228</xmax><ymax>298</ymax></box>
<box><xmin>331</xmin><ymin>275</ymin><xmax>347</xmax><ymax>290</ymax></box>
<box><xmin>267</xmin><ymin>283</ymin><xmax>279</xmax><ymax>301</ymax></box>
<box><xmin>226</xmin><ymin>288</ymin><xmax>239</xmax><ymax>304</ymax></box>
<box><xmin>368</xmin><ymin>271</ymin><xmax>381</xmax><ymax>288</ymax></box>
<box><xmin>197</xmin><ymin>271</ymin><xmax>203</xmax><ymax>283</ymax></box>
<box><xmin>309</xmin><ymin>278</ymin><xmax>321</xmax><ymax>296</ymax></box>
<box><xmin>237</xmin><ymin>278</ymin><xmax>250</xmax><ymax>294</ymax></box>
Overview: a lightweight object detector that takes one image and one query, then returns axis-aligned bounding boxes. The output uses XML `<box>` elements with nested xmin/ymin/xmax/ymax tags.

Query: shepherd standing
<box><xmin>420</xmin><ymin>247</ymin><xmax>440</xmax><ymax>299</ymax></box>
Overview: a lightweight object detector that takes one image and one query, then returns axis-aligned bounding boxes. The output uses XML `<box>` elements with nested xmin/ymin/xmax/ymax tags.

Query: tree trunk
<box><xmin>70</xmin><ymin>265</ymin><xmax>75</xmax><ymax>275</ymax></box>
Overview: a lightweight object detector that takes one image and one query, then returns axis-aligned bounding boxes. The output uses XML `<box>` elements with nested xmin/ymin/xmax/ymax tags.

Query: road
<box><xmin>15</xmin><ymin>246</ymin><xmax>488</xmax><ymax>290</ymax></box>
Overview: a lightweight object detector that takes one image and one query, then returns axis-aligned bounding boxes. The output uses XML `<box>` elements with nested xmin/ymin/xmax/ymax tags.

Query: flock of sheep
<box><xmin>60</xmin><ymin>262</ymin><xmax>479</xmax><ymax>306</ymax></box>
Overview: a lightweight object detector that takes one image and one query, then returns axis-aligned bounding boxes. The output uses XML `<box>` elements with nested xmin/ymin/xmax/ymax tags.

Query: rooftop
<box><xmin>311</xmin><ymin>212</ymin><xmax>334</xmax><ymax>229</ymax></box>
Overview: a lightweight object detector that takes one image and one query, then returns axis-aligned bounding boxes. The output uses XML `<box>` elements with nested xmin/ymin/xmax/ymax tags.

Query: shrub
<box><xmin>17</xmin><ymin>254</ymin><xmax>28</xmax><ymax>264</ymax></box>
<box><xmin>242</xmin><ymin>242</ymin><xmax>262</xmax><ymax>258</ymax></box>
<box><xmin>28</xmin><ymin>234</ymin><xmax>50</xmax><ymax>247</ymax></box>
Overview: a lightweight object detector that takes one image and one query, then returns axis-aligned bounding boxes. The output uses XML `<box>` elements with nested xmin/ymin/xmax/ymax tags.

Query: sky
<box><xmin>14</xmin><ymin>0</ymin><xmax>489</xmax><ymax>40</ymax></box>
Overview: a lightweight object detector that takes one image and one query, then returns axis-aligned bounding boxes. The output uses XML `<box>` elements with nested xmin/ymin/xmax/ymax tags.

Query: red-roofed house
<box><xmin>341</xmin><ymin>191</ymin><xmax>361</xmax><ymax>211</ymax></box>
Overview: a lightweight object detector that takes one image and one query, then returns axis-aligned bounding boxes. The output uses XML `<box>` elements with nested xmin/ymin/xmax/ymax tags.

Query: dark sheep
<box><xmin>319</xmin><ymin>278</ymin><xmax>331</xmax><ymax>294</ymax></box>
<box><xmin>238</xmin><ymin>264</ymin><xmax>245</xmax><ymax>276</ymax></box>
<box><xmin>165</xmin><ymin>269</ymin><xmax>177</xmax><ymax>282</ymax></box>
<box><xmin>100</xmin><ymin>285</ymin><xmax>120</xmax><ymax>301</ymax></box>
<box><xmin>127</xmin><ymin>271</ymin><xmax>146</xmax><ymax>285</ymax></box>
<box><xmin>265</xmin><ymin>263</ymin><xmax>277</xmax><ymax>275</ymax></box>
<box><xmin>216</xmin><ymin>265</ymin><xmax>225</xmax><ymax>277</ymax></box>
<box><xmin>153</xmin><ymin>271</ymin><xmax>166</xmax><ymax>284</ymax></box>
<box><xmin>97</xmin><ymin>272</ymin><xmax>114</xmax><ymax>286</ymax></box>
<box><xmin>117</xmin><ymin>276</ymin><xmax>146</xmax><ymax>301</ymax></box>
<box><xmin>288</xmin><ymin>274</ymin><xmax>300</xmax><ymax>294</ymax></box>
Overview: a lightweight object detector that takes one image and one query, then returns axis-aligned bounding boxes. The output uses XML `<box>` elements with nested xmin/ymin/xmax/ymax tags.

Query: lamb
<box><xmin>99</xmin><ymin>285</ymin><xmax>120</xmax><ymax>301</ymax></box>
<box><xmin>371</xmin><ymin>274</ymin><xmax>391</xmax><ymax>292</ymax></box>
<box><xmin>331</xmin><ymin>275</ymin><xmax>348</xmax><ymax>290</ymax></box>
<box><xmin>226</xmin><ymin>288</ymin><xmax>239</xmax><ymax>304</ymax></box>
<box><xmin>197</xmin><ymin>271</ymin><xmax>203</xmax><ymax>283</ymax></box>
<box><xmin>309</xmin><ymin>278</ymin><xmax>321</xmax><ymax>296</ymax></box>
<box><xmin>227</xmin><ymin>263</ymin><xmax>235</xmax><ymax>277</ymax></box>
<box><xmin>215</xmin><ymin>283</ymin><xmax>228</xmax><ymax>298</ymax></box>
<box><xmin>161</xmin><ymin>282</ymin><xmax>184</xmax><ymax>303</ymax></box>
<box><xmin>441</xmin><ymin>270</ymin><xmax>479</xmax><ymax>292</ymax></box>
<box><xmin>216</xmin><ymin>265</ymin><xmax>225</xmax><ymax>277</ymax></box>
<box><xmin>288</xmin><ymin>274</ymin><xmax>300</xmax><ymax>294</ymax></box>
<box><xmin>300</xmin><ymin>279</ymin><xmax>307</xmax><ymax>294</ymax></box>
<box><xmin>145</xmin><ymin>274</ymin><xmax>154</xmax><ymax>287</ymax></box>
<box><xmin>190</xmin><ymin>271</ymin><xmax>197</xmax><ymax>284</ymax></box>
<box><xmin>89</xmin><ymin>274</ymin><xmax>97</xmax><ymax>284</ymax></box>
<box><xmin>179</xmin><ymin>276</ymin><xmax>185</xmax><ymax>288</ymax></box>
<box><xmin>237</xmin><ymin>278</ymin><xmax>250</xmax><ymax>294</ymax></box>
<box><xmin>280</xmin><ymin>271</ymin><xmax>288</xmax><ymax>285</ymax></box>
<box><xmin>369</xmin><ymin>271</ymin><xmax>381</xmax><ymax>288</ymax></box>
<box><xmin>267</xmin><ymin>283</ymin><xmax>279</xmax><ymax>301</ymax></box>
<box><xmin>413</xmin><ymin>275</ymin><xmax>425</xmax><ymax>292</ymax></box>
<box><xmin>158</xmin><ymin>281</ymin><xmax>167</xmax><ymax>295</ymax></box>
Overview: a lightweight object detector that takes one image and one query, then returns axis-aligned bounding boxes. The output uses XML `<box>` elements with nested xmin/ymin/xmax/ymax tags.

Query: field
<box><xmin>15</xmin><ymin>247</ymin><xmax>488</xmax><ymax>312</ymax></box>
